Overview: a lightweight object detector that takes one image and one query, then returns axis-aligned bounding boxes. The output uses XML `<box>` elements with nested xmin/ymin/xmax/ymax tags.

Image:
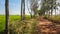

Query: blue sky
<box><xmin>9</xmin><ymin>0</ymin><xmax>21</xmax><ymax>15</ymax></box>
<box><xmin>0</xmin><ymin>0</ymin><xmax>60</xmax><ymax>15</ymax></box>
<box><xmin>0</xmin><ymin>0</ymin><xmax>29</xmax><ymax>15</ymax></box>
<box><xmin>0</xmin><ymin>0</ymin><xmax>5</xmax><ymax>15</ymax></box>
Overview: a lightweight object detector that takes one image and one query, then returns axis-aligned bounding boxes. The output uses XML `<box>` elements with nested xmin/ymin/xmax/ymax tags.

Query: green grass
<box><xmin>44</xmin><ymin>15</ymin><xmax>60</xmax><ymax>23</ymax></box>
<box><xmin>0</xmin><ymin>15</ymin><xmax>37</xmax><ymax>34</ymax></box>
<box><xmin>49</xmin><ymin>15</ymin><xmax>60</xmax><ymax>23</ymax></box>
<box><xmin>0</xmin><ymin>15</ymin><xmax>5</xmax><ymax>32</ymax></box>
<box><xmin>9</xmin><ymin>15</ymin><xmax>20</xmax><ymax>22</ymax></box>
<box><xmin>9</xmin><ymin>15</ymin><xmax>31</xmax><ymax>22</ymax></box>
<box><xmin>0</xmin><ymin>15</ymin><xmax>20</xmax><ymax>32</ymax></box>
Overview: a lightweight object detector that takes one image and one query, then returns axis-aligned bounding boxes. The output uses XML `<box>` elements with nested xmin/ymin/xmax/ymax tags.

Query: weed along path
<box><xmin>36</xmin><ymin>16</ymin><xmax>60</xmax><ymax>34</ymax></box>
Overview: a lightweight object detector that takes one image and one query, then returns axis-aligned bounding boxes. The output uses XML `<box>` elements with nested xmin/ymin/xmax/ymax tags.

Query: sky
<box><xmin>0</xmin><ymin>0</ymin><xmax>5</xmax><ymax>15</ymax></box>
<box><xmin>0</xmin><ymin>0</ymin><xmax>60</xmax><ymax>15</ymax></box>
<box><xmin>0</xmin><ymin>0</ymin><xmax>29</xmax><ymax>15</ymax></box>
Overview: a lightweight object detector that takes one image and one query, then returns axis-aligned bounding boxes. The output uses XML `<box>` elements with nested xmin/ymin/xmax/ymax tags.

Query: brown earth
<box><xmin>36</xmin><ymin>16</ymin><xmax>60</xmax><ymax>34</ymax></box>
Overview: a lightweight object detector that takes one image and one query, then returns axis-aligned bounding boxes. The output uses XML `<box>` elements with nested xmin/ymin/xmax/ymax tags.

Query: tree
<box><xmin>29</xmin><ymin>0</ymin><xmax>39</xmax><ymax>17</ymax></box>
<box><xmin>54</xmin><ymin>2</ymin><xmax>60</xmax><ymax>15</ymax></box>
<box><xmin>21</xmin><ymin>0</ymin><xmax>25</xmax><ymax>20</ymax></box>
<box><xmin>5</xmin><ymin>0</ymin><xmax>9</xmax><ymax>34</ymax></box>
<box><xmin>23</xmin><ymin>0</ymin><xmax>25</xmax><ymax>20</ymax></box>
<box><xmin>39</xmin><ymin>0</ymin><xmax>57</xmax><ymax>16</ymax></box>
<box><xmin>27</xmin><ymin>0</ymin><xmax>33</xmax><ymax>18</ymax></box>
<box><xmin>39</xmin><ymin>0</ymin><xmax>50</xmax><ymax>16</ymax></box>
<box><xmin>21</xmin><ymin>0</ymin><xmax>23</xmax><ymax>20</ymax></box>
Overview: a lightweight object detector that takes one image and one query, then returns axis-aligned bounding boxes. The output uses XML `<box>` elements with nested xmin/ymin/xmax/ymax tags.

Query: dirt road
<box><xmin>36</xmin><ymin>17</ymin><xmax>60</xmax><ymax>34</ymax></box>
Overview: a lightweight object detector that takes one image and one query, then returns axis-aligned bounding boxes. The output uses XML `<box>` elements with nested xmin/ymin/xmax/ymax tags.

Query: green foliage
<box><xmin>39</xmin><ymin>0</ymin><xmax>57</xmax><ymax>16</ymax></box>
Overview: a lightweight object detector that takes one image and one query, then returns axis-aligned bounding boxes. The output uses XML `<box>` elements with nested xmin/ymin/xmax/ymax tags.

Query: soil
<box><xmin>36</xmin><ymin>16</ymin><xmax>60</xmax><ymax>34</ymax></box>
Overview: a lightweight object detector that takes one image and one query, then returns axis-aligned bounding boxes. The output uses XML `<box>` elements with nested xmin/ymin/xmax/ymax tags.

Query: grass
<box><xmin>9</xmin><ymin>15</ymin><xmax>20</xmax><ymax>22</ymax></box>
<box><xmin>9</xmin><ymin>19</ymin><xmax>37</xmax><ymax>34</ymax></box>
<box><xmin>0</xmin><ymin>15</ymin><xmax>37</xmax><ymax>34</ymax></box>
<box><xmin>0</xmin><ymin>15</ymin><xmax>21</xmax><ymax>32</ymax></box>
<box><xmin>0</xmin><ymin>15</ymin><xmax>5</xmax><ymax>32</ymax></box>
<box><xmin>43</xmin><ymin>15</ymin><xmax>60</xmax><ymax>23</ymax></box>
<box><xmin>48</xmin><ymin>15</ymin><xmax>60</xmax><ymax>23</ymax></box>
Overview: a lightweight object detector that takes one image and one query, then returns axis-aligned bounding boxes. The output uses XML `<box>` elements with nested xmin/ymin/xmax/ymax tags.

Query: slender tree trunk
<box><xmin>51</xmin><ymin>9</ymin><xmax>53</xmax><ymax>16</ymax></box>
<box><xmin>55</xmin><ymin>9</ymin><xmax>56</xmax><ymax>16</ymax></box>
<box><xmin>55</xmin><ymin>0</ymin><xmax>56</xmax><ymax>16</ymax></box>
<box><xmin>21</xmin><ymin>0</ymin><xmax>25</xmax><ymax>20</ymax></box>
<box><xmin>34</xmin><ymin>12</ymin><xmax>36</xmax><ymax>18</ymax></box>
<box><xmin>51</xmin><ymin>0</ymin><xmax>53</xmax><ymax>17</ymax></box>
<box><xmin>5</xmin><ymin>0</ymin><xmax>9</xmax><ymax>34</ymax></box>
<box><xmin>27</xmin><ymin>1</ymin><xmax>32</xmax><ymax>18</ymax></box>
<box><xmin>51</xmin><ymin>5</ymin><xmax>53</xmax><ymax>16</ymax></box>
<box><xmin>23</xmin><ymin>0</ymin><xmax>25</xmax><ymax>20</ymax></box>
<box><xmin>29</xmin><ymin>10</ymin><xmax>32</xmax><ymax>18</ymax></box>
<box><xmin>49</xmin><ymin>10</ymin><xmax>50</xmax><ymax>17</ymax></box>
<box><xmin>21</xmin><ymin>0</ymin><xmax>23</xmax><ymax>20</ymax></box>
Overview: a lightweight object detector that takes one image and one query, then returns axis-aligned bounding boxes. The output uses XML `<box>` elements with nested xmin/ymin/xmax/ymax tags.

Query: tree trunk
<box><xmin>23</xmin><ymin>0</ymin><xmax>25</xmax><ymax>20</ymax></box>
<box><xmin>51</xmin><ymin>9</ymin><xmax>53</xmax><ymax>16</ymax></box>
<box><xmin>21</xmin><ymin>0</ymin><xmax>23</xmax><ymax>20</ymax></box>
<box><xmin>55</xmin><ymin>1</ymin><xmax>56</xmax><ymax>16</ymax></box>
<box><xmin>5</xmin><ymin>0</ymin><xmax>9</xmax><ymax>34</ymax></box>
<box><xmin>48</xmin><ymin>10</ymin><xmax>51</xmax><ymax>17</ymax></box>
<box><xmin>29</xmin><ymin>11</ymin><xmax>33</xmax><ymax>18</ymax></box>
<box><xmin>21</xmin><ymin>0</ymin><xmax>25</xmax><ymax>20</ymax></box>
<box><xmin>55</xmin><ymin>9</ymin><xmax>56</xmax><ymax>16</ymax></box>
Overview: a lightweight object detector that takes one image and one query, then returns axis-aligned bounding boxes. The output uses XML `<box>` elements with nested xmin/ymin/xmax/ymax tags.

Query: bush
<box><xmin>9</xmin><ymin>19</ymin><xmax>37</xmax><ymax>34</ymax></box>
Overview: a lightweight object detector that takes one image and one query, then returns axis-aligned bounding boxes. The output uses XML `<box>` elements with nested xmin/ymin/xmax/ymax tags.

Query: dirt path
<box><xmin>36</xmin><ymin>17</ymin><xmax>60</xmax><ymax>34</ymax></box>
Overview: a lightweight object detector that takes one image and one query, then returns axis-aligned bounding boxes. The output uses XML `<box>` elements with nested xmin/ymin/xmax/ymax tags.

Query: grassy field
<box><xmin>0</xmin><ymin>15</ymin><xmax>20</xmax><ymax>32</ymax></box>
<box><xmin>0</xmin><ymin>15</ymin><xmax>5</xmax><ymax>32</ymax></box>
<box><xmin>0</xmin><ymin>15</ymin><xmax>37</xmax><ymax>34</ymax></box>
